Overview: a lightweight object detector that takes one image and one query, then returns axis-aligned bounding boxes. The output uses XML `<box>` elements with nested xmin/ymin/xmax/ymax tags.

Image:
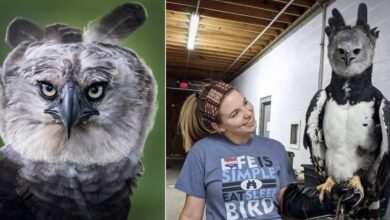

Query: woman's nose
<box><xmin>243</xmin><ymin>107</ymin><xmax>252</xmax><ymax>118</ymax></box>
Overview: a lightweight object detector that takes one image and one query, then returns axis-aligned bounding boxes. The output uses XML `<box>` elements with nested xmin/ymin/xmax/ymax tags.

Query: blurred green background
<box><xmin>0</xmin><ymin>0</ymin><xmax>165</xmax><ymax>219</ymax></box>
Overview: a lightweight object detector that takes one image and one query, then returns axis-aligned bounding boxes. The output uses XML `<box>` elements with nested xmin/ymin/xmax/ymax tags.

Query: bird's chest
<box><xmin>323</xmin><ymin>98</ymin><xmax>376</xmax><ymax>150</ymax></box>
<box><xmin>8</xmin><ymin>154</ymin><xmax>142</xmax><ymax>220</ymax></box>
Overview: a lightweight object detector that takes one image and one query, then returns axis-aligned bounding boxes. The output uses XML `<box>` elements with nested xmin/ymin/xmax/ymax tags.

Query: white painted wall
<box><xmin>232</xmin><ymin>0</ymin><xmax>390</xmax><ymax>171</ymax></box>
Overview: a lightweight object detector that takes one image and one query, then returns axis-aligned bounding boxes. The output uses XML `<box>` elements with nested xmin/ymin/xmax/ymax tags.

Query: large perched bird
<box><xmin>304</xmin><ymin>3</ymin><xmax>390</xmax><ymax>218</ymax></box>
<box><xmin>0</xmin><ymin>3</ymin><xmax>156</xmax><ymax>220</ymax></box>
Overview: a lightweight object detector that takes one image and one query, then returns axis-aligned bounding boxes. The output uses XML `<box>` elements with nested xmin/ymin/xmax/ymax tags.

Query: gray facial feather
<box><xmin>0</xmin><ymin>3</ymin><xmax>156</xmax><ymax>166</ymax></box>
<box><xmin>326</xmin><ymin>3</ymin><xmax>379</xmax><ymax>77</ymax></box>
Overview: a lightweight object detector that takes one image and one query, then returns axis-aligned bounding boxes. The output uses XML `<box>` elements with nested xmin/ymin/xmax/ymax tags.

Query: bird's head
<box><xmin>0</xmin><ymin>3</ymin><xmax>156</xmax><ymax>165</ymax></box>
<box><xmin>326</xmin><ymin>3</ymin><xmax>379</xmax><ymax>77</ymax></box>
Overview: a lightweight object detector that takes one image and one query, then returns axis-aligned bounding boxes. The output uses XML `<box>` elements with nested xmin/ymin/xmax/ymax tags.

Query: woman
<box><xmin>175</xmin><ymin>81</ymin><xmax>360</xmax><ymax>220</ymax></box>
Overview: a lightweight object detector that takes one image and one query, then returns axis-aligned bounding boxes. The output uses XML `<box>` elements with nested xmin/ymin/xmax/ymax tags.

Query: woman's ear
<box><xmin>211</xmin><ymin>122</ymin><xmax>225</xmax><ymax>133</ymax></box>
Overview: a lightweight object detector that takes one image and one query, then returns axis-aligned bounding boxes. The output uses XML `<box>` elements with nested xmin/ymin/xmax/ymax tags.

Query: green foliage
<box><xmin>0</xmin><ymin>0</ymin><xmax>165</xmax><ymax>219</ymax></box>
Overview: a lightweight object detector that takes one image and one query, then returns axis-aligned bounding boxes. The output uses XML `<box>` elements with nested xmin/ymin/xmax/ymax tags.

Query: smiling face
<box><xmin>211</xmin><ymin>90</ymin><xmax>256</xmax><ymax>144</ymax></box>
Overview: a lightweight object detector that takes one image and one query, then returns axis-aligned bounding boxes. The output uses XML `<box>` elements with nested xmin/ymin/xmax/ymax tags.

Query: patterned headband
<box><xmin>200</xmin><ymin>82</ymin><xmax>233</xmax><ymax>123</ymax></box>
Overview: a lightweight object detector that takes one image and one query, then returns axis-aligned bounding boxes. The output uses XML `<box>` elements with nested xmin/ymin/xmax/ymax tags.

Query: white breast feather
<box><xmin>323</xmin><ymin>98</ymin><xmax>376</xmax><ymax>181</ymax></box>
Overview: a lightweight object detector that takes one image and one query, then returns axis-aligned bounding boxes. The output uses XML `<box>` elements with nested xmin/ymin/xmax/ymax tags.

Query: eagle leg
<box><xmin>347</xmin><ymin>176</ymin><xmax>364</xmax><ymax>196</ymax></box>
<box><xmin>316</xmin><ymin>176</ymin><xmax>337</xmax><ymax>201</ymax></box>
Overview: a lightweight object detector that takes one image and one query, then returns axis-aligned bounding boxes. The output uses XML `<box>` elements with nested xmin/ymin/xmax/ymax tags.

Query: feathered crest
<box><xmin>5</xmin><ymin>3</ymin><xmax>147</xmax><ymax>48</ymax></box>
<box><xmin>325</xmin><ymin>3</ymin><xmax>379</xmax><ymax>44</ymax></box>
<box><xmin>6</xmin><ymin>19</ymin><xmax>83</xmax><ymax>47</ymax></box>
<box><xmin>5</xmin><ymin>17</ymin><xmax>44</xmax><ymax>48</ymax></box>
<box><xmin>44</xmin><ymin>24</ymin><xmax>82</xmax><ymax>43</ymax></box>
<box><xmin>84</xmin><ymin>3</ymin><xmax>147</xmax><ymax>45</ymax></box>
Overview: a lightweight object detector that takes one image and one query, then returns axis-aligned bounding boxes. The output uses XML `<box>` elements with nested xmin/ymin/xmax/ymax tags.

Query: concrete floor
<box><xmin>166</xmin><ymin>160</ymin><xmax>206</xmax><ymax>220</ymax></box>
<box><xmin>166</xmin><ymin>161</ymin><xmax>186</xmax><ymax>220</ymax></box>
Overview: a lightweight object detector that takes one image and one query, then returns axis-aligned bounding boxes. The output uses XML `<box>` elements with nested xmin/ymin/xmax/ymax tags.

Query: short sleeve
<box><xmin>175</xmin><ymin>149</ymin><xmax>206</xmax><ymax>198</ymax></box>
<box><xmin>277</xmin><ymin>144</ymin><xmax>296</xmax><ymax>188</ymax></box>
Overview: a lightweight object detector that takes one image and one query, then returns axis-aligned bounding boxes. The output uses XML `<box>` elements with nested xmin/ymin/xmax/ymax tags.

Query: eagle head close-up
<box><xmin>0</xmin><ymin>3</ymin><xmax>157</xmax><ymax>220</ymax></box>
<box><xmin>326</xmin><ymin>3</ymin><xmax>379</xmax><ymax>77</ymax></box>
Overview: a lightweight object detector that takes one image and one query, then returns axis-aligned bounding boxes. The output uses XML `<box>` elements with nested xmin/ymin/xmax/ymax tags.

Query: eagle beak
<box><xmin>342</xmin><ymin>50</ymin><xmax>355</xmax><ymax>66</ymax></box>
<box><xmin>45</xmin><ymin>81</ymin><xmax>99</xmax><ymax>139</ymax></box>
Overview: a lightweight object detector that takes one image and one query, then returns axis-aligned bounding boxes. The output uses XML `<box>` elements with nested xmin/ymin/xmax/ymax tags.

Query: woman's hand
<box><xmin>279</xmin><ymin>183</ymin><xmax>363</xmax><ymax>219</ymax></box>
<box><xmin>179</xmin><ymin>195</ymin><xmax>205</xmax><ymax>220</ymax></box>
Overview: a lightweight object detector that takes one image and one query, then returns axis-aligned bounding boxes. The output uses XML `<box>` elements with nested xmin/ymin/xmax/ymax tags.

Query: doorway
<box><xmin>259</xmin><ymin>96</ymin><xmax>271</xmax><ymax>137</ymax></box>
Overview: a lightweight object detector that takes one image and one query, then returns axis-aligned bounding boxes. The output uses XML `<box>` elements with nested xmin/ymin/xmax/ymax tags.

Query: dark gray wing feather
<box><xmin>304</xmin><ymin>90</ymin><xmax>328</xmax><ymax>182</ymax></box>
<box><xmin>373</xmin><ymin>98</ymin><xmax>390</xmax><ymax>217</ymax></box>
<box><xmin>0</xmin><ymin>159</ymin><xmax>32</xmax><ymax>219</ymax></box>
<box><xmin>0</xmin><ymin>67</ymin><xmax>5</xmax><ymax>142</ymax></box>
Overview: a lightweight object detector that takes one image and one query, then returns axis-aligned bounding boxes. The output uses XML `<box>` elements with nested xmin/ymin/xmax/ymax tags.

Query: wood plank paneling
<box><xmin>166</xmin><ymin>0</ymin><xmax>325</xmax><ymax>82</ymax></box>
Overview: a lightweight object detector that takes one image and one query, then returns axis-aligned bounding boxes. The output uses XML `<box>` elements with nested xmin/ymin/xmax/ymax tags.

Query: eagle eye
<box><xmin>86</xmin><ymin>83</ymin><xmax>107</xmax><ymax>100</ymax></box>
<box><xmin>353</xmin><ymin>48</ymin><xmax>361</xmax><ymax>55</ymax></box>
<box><xmin>39</xmin><ymin>82</ymin><xmax>57</xmax><ymax>99</ymax></box>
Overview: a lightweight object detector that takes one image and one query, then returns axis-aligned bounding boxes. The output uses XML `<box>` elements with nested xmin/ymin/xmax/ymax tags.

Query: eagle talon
<box><xmin>348</xmin><ymin>176</ymin><xmax>364</xmax><ymax>194</ymax></box>
<box><xmin>316</xmin><ymin>176</ymin><xmax>336</xmax><ymax>202</ymax></box>
<box><xmin>348</xmin><ymin>176</ymin><xmax>364</xmax><ymax>198</ymax></box>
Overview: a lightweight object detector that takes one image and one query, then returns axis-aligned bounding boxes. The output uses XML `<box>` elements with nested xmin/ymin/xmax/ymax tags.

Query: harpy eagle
<box><xmin>0</xmin><ymin>3</ymin><xmax>156</xmax><ymax>220</ymax></box>
<box><xmin>304</xmin><ymin>3</ymin><xmax>390</xmax><ymax>218</ymax></box>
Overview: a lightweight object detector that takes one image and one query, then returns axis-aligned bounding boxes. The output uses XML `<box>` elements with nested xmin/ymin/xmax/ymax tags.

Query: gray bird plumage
<box><xmin>0</xmin><ymin>3</ymin><xmax>156</xmax><ymax>220</ymax></box>
<box><xmin>304</xmin><ymin>3</ymin><xmax>390</xmax><ymax>219</ymax></box>
<box><xmin>326</xmin><ymin>3</ymin><xmax>378</xmax><ymax>77</ymax></box>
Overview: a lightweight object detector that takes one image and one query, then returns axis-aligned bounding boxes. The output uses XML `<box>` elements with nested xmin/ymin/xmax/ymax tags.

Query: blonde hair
<box><xmin>179</xmin><ymin>94</ymin><xmax>213</xmax><ymax>151</ymax></box>
<box><xmin>178</xmin><ymin>81</ymin><xmax>233</xmax><ymax>151</ymax></box>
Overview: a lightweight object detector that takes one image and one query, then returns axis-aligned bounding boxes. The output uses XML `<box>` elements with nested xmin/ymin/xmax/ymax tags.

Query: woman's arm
<box><xmin>278</xmin><ymin>184</ymin><xmax>362</xmax><ymax>219</ymax></box>
<box><xmin>278</xmin><ymin>186</ymin><xmax>287</xmax><ymax>204</ymax></box>
<box><xmin>179</xmin><ymin>195</ymin><xmax>205</xmax><ymax>220</ymax></box>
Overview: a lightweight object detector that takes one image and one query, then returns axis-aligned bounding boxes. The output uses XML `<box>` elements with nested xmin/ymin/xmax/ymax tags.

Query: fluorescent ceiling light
<box><xmin>187</xmin><ymin>13</ymin><xmax>199</xmax><ymax>50</ymax></box>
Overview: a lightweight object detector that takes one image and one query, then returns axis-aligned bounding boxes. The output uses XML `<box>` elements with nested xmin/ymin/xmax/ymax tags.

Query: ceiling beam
<box><xmin>167</xmin><ymin>0</ymin><xmax>296</xmax><ymax>25</ymax></box>
<box><xmin>167</xmin><ymin>26</ymin><xmax>274</xmax><ymax>42</ymax></box>
<box><xmin>168</xmin><ymin>52</ymin><xmax>248</xmax><ymax>65</ymax></box>
<box><xmin>167</xmin><ymin>25</ymin><xmax>275</xmax><ymax>41</ymax></box>
<box><xmin>166</xmin><ymin>11</ymin><xmax>280</xmax><ymax>36</ymax></box>
<box><xmin>273</xmin><ymin>0</ymin><xmax>313</xmax><ymax>8</ymax></box>
<box><xmin>167</xmin><ymin>46</ymin><xmax>253</xmax><ymax>60</ymax></box>
<box><xmin>167</xmin><ymin>34</ymin><xmax>265</xmax><ymax>50</ymax></box>
<box><xmin>168</xmin><ymin>20</ymin><xmax>278</xmax><ymax>38</ymax></box>
<box><xmin>166</xmin><ymin>30</ymin><xmax>269</xmax><ymax>46</ymax></box>
<box><xmin>167</xmin><ymin>40</ymin><xmax>260</xmax><ymax>55</ymax></box>
<box><xmin>168</xmin><ymin>55</ymin><xmax>245</xmax><ymax>66</ymax></box>
<box><xmin>167</xmin><ymin>3</ymin><xmax>288</xmax><ymax>30</ymax></box>
<box><xmin>167</xmin><ymin>59</ymin><xmax>245</xmax><ymax>71</ymax></box>
<box><xmin>168</xmin><ymin>51</ymin><xmax>250</xmax><ymax>63</ymax></box>
<box><xmin>167</xmin><ymin>60</ymin><xmax>242</xmax><ymax>72</ymax></box>
<box><xmin>167</xmin><ymin>66</ymin><xmax>229</xmax><ymax>81</ymax></box>
<box><xmin>167</xmin><ymin>64</ymin><xmax>238</xmax><ymax>80</ymax></box>
<box><xmin>213</xmin><ymin>0</ymin><xmax>304</xmax><ymax>16</ymax></box>
<box><xmin>167</xmin><ymin>38</ymin><xmax>260</xmax><ymax>52</ymax></box>
<box><xmin>167</xmin><ymin>45</ymin><xmax>254</xmax><ymax>58</ymax></box>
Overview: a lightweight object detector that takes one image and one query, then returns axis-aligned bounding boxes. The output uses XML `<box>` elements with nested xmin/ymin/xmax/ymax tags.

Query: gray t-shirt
<box><xmin>176</xmin><ymin>134</ymin><xmax>296</xmax><ymax>220</ymax></box>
